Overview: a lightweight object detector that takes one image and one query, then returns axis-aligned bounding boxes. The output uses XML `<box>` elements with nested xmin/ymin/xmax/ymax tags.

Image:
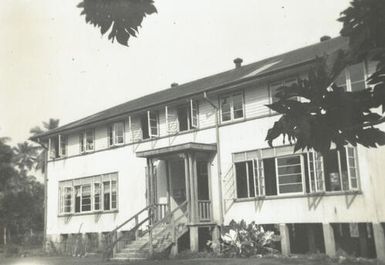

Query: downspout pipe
<box><xmin>203</xmin><ymin>92</ymin><xmax>224</xmax><ymax>226</ymax></box>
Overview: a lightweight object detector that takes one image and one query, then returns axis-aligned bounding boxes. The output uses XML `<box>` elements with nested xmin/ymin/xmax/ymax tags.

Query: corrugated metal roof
<box><xmin>31</xmin><ymin>37</ymin><xmax>348</xmax><ymax>139</ymax></box>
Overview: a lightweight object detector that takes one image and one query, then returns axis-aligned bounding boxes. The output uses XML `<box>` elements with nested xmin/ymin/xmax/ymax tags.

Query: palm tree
<box><xmin>13</xmin><ymin>142</ymin><xmax>38</xmax><ymax>172</ymax></box>
<box><xmin>30</xmin><ymin>118</ymin><xmax>60</xmax><ymax>172</ymax></box>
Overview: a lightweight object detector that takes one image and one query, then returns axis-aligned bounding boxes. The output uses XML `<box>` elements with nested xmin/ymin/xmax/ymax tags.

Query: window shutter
<box><xmin>314</xmin><ymin>152</ymin><xmax>325</xmax><ymax>192</ymax></box>
<box><xmin>307</xmin><ymin>151</ymin><xmax>325</xmax><ymax>193</ymax></box>
<box><xmin>346</xmin><ymin>147</ymin><xmax>359</xmax><ymax>190</ymax></box>
<box><xmin>127</xmin><ymin>116</ymin><xmax>132</xmax><ymax>143</ymax></box>
<box><xmin>79</xmin><ymin>133</ymin><xmax>84</xmax><ymax>153</ymax></box>
<box><xmin>108</xmin><ymin>126</ymin><xmax>114</xmax><ymax>146</ymax></box>
<box><xmin>253</xmin><ymin>158</ymin><xmax>265</xmax><ymax>196</ymax></box>
<box><xmin>48</xmin><ymin>138</ymin><xmax>54</xmax><ymax>159</ymax></box>
<box><xmin>190</xmin><ymin>99</ymin><xmax>198</xmax><ymax>128</ymax></box>
<box><xmin>58</xmin><ymin>135</ymin><xmax>62</xmax><ymax>157</ymax></box>
<box><xmin>59</xmin><ymin>187</ymin><xmax>64</xmax><ymax>213</ymax></box>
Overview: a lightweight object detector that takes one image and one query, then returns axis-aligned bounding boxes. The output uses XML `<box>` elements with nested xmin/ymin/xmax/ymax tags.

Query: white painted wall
<box><xmin>46</xmin><ymin>65</ymin><xmax>385</xmax><ymax>238</ymax></box>
<box><xmin>220</xmin><ymin>116</ymin><xmax>385</xmax><ymax>225</ymax></box>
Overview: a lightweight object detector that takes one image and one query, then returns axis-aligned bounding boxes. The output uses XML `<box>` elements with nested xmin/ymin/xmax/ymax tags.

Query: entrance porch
<box><xmin>137</xmin><ymin>142</ymin><xmax>218</xmax><ymax>252</ymax></box>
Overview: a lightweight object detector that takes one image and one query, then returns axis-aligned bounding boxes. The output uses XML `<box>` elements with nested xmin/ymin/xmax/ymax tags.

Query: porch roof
<box><xmin>136</xmin><ymin>142</ymin><xmax>217</xmax><ymax>158</ymax></box>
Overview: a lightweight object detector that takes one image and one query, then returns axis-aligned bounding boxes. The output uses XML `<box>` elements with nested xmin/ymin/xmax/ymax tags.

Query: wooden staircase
<box><xmin>105</xmin><ymin>201</ymin><xmax>189</xmax><ymax>261</ymax></box>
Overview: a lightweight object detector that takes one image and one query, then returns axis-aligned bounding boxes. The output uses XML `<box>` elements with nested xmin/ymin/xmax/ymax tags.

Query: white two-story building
<box><xmin>31</xmin><ymin>36</ymin><xmax>385</xmax><ymax>261</ymax></box>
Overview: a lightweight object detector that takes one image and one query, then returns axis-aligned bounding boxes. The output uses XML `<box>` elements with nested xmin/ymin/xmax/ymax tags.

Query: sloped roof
<box><xmin>31</xmin><ymin>36</ymin><xmax>348</xmax><ymax>140</ymax></box>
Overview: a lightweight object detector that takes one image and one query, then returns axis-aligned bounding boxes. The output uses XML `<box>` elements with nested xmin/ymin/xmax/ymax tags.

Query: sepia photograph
<box><xmin>1</xmin><ymin>0</ymin><xmax>385</xmax><ymax>264</ymax></box>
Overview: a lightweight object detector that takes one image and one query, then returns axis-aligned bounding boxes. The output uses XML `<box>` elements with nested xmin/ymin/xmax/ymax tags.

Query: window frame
<box><xmin>79</xmin><ymin>128</ymin><xmax>95</xmax><ymax>153</ymax></box>
<box><xmin>232</xmin><ymin>146</ymin><xmax>360</xmax><ymax>200</ymax></box>
<box><xmin>269</xmin><ymin>77</ymin><xmax>299</xmax><ymax>108</ymax></box>
<box><xmin>334</xmin><ymin>62</ymin><xmax>367</xmax><ymax>92</ymax></box>
<box><xmin>275</xmin><ymin>154</ymin><xmax>305</xmax><ymax>195</ymax></box>
<box><xmin>147</xmin><ymin>110</ymin><xmax>159</xmax><ymax>138</ymax></box>
<box><xmin>58</xmin><ymin>173</ymin><xmax>118</xmax><ymax>215</ymax></box>
<box><xmin>48</xmin><ymin>136</ymin><xmax>60</xmax><ymax>159</ymax></box>
<box><xmin>219</xmin><ymin>91</ymin><xmax>245</xmax><ymax>123</ymax></box>
<box><xmin>59</xmin><ymin>134</ymin><xmax>67</xmax><ymax>158</ymax></box>
<box><xmin>176</xmin><ymin>99</ymin><xmax>199</xmax><ymax>132</ymax></box>
<box><xmin>108</xmin><ymin>121</ymin><xmax>125</xmax><ymax>146</ymax></box>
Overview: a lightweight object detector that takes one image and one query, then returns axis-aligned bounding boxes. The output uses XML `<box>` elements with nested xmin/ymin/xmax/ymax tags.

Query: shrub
<box><xmin>208</xmin><ymin>220</ymin><xmax>281</xmax><ymax>258</ymax></box>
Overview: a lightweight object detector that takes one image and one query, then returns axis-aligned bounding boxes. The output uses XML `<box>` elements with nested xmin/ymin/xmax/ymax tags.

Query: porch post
<box><xmin>183</xmin><ymin>154</ymin><xmax>191</xmax><ymax>222</ymax></box>
<box><xmin>188</xmin><ymin>152</ymin><xmax>199</xmax><ymax>252</ymax></box>
<box><xmin>166</xmin><ymin>160</ymin><xmax>171</xmax><ymax>214</ymax></box>
<box><xmin>188</xmin><ymin>153</ymin><xmax>198</xmax><ymax>223</ymax></box>
<box><xmin>146</xmin><ymin>158</ymin><xmax>152</xmax><ymax>206</ymax></box>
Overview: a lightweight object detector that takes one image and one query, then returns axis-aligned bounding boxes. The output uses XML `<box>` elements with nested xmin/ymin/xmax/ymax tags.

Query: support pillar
<box><xmin>98</xmin><ymin>232</ymin><xmax>104</xmax><ymax>252</ymax></box>
<box><xmin>82</xmin><ymin>233</ymin><xmax>88</xmax><ymax>255</ymax></box>
<box><xmin>170</xmin><ymin>244</ymin><xmax>178</xmax><ymax>258</ymax></box>
<box><xmin>358</xmin><ymin>223</ymin><xmax>368</xmax><ymax>258</ymax></box>
<box><xmin>211</xmin><ymin>226</ymin><xmax>221</xmax><ymax>253</ymax></box>
<box><xmin>373</xmin><ymin>223</ymin><xmax>385</xmax><ymax>262</ymax></box>
<box><xmin>307</xmin><ymin>224</ymin><xmax>316</xmax><ymax>253</ymax></box>
<box><xmin>116</xmin><ymin>231</ymin><xmax>123</xmax><ymax>253</ymax></box>
<box><xmin>279</xmin><ymin>224</ymin><xmax>291</xmax><ymax>256</ymax></box>
<box><xmin>189</xmin><ymin>226</ymin><xmax>199</xmax><ymax>253</ymax></box>
<box><xmin>322</xmin><ymin>223</ymin><xmax>336</xmax><ymax>257</ymax></box>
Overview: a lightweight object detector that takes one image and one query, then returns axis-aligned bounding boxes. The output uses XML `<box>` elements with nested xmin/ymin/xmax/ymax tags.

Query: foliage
<box><xmin>30</xmin><ymin>118</ymin><xmax>59</xmax><ymax>172</ymax></box>
<box><xmin>0</xmin><ymin>139</ymin><xmax>44</xmax><ymax>246</ymax></box>
<box><xmin>13</xmin><ymin>142</ymin><xmax>38</xmax><ymax>172</ymax></box>
<box><xmin>266</xmin><ymin>0</ymin><xmax>385</xmax><ymax>154</ymax></box>
<box><xmin>77</xmin><ymin>0</ymin><xmax>157</xmax><ymax>46</ymax></box>
<box><xmin>208</xmin><ymin>220</ymin><xmax>280</xmax><ymax>258</ymax></box>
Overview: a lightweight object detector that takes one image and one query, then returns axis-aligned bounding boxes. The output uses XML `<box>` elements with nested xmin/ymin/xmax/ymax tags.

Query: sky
<box><xmin>0</xmin><ymin>0</ymin><xmax>352</xmax><ymax>144</ymax></box>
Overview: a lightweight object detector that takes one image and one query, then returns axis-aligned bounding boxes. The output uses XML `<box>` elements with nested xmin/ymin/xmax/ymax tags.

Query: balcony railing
<box><xmin>198</xmin><ymin>200</ymin><xmax>211</xmax><ymax>222</ymax></box>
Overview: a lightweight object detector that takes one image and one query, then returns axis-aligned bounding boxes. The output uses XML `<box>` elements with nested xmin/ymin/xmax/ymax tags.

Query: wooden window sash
<box><xmin>190</xmin><ymin>99</ymin><xmax>198</xmax><ymax>128</ymax></box>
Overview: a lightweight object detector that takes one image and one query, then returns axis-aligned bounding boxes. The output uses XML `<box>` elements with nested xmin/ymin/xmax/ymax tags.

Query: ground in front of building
<box><xmin>0</xmin><ymin>255</ymin><xmax>381</xmax><ymax>265</ymax></box>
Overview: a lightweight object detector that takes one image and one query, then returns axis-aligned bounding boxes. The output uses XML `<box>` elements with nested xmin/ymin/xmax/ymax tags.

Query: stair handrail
<box><xmin>149</xmin><ymin>200</ymin><xmax>188</xmax><ymax>231</ymax></box>
<box><xmin>103</xmin><ymin>204</ymin><xmax>156</xmax><ymax>260</ymax></box>
<box><xmin>147</xmin><ymin>201</ymin><xmax>188</xmax><ymax>255</ymax></box>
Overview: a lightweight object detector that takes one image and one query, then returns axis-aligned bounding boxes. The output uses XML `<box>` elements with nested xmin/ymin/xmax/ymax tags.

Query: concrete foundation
<box><xmin>322</xmin><ymin>223</ymin><xmax>336</xmax><ymax>257</ymax></box>
<box><xmin>189</xmin><ymin>226</ymin><xmax>199</xmax><ymax>252</ymax></box>
<box><xmin>279</xmin><ymin>224</ymin><xmax>290</xmax><ymax>256</ymax></box>
<box><xmin>373</xmin><ymin>223</ymin><xmax>385</xmax><ymax>262</ymax></box>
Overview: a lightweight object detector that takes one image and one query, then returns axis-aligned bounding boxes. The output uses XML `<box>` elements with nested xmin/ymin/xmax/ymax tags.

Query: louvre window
<box><xmin>233</xmin><ymin>146</ymin><xmax>359</xmax><ymax>199</ymax></box>
<box><xmin>58</xmin><ymin>173</ymin><xmax>118</xmax><ymax>215</ymax></box>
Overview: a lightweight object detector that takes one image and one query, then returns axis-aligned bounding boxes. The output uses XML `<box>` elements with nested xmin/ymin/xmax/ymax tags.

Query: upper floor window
<box><xmin>79</xmin><ymin>129</ymin><xmax>94</xmax><ymax>153</ymax></box>
<box><xmin>220</xmin><ymin>92</ymin><xmax>244</xmax><ymax>122</ymax></box>
<box><xmin>334</xmin><ymin>62</ymin><xmax>366</xmax><ymax>92</ymax></box>
<box><xmin>233</xmin><ymin>146</ymin><xmax>359</xmax><ymax>199</ymax></box>
<box><xmin>177</xmin><ymin>100</ymin><xmax>199</xmax><ymax>131</ymax></box>
<box><xmin>49</xmin><ymin>135</ymin><xmax>66</xmax><ymax>159</ymax></box>
<box><xmin>108</xmin><ymin>122</ymin><xmax>124</xmax><ymax>146</ymax></box>
<box><xmin>269</xmin><ymin>78</ymin><xmax>298</xmax><ymax>104</ymax></box>
<box><xmin>59</xmin><ymin>135</ymin><xmax>67</xmax><ymax>158</ymax></box>
<box><xmin>141</xmin><ymin>110</ymin><xmax>159</xmax><ymax>139</ymax></box>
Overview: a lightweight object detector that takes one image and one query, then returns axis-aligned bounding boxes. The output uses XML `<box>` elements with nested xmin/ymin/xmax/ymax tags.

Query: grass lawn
<box><xmin>0</xmin><ymin>254</ymin><xmax>380</xmax><ymax>265</ymax></box>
